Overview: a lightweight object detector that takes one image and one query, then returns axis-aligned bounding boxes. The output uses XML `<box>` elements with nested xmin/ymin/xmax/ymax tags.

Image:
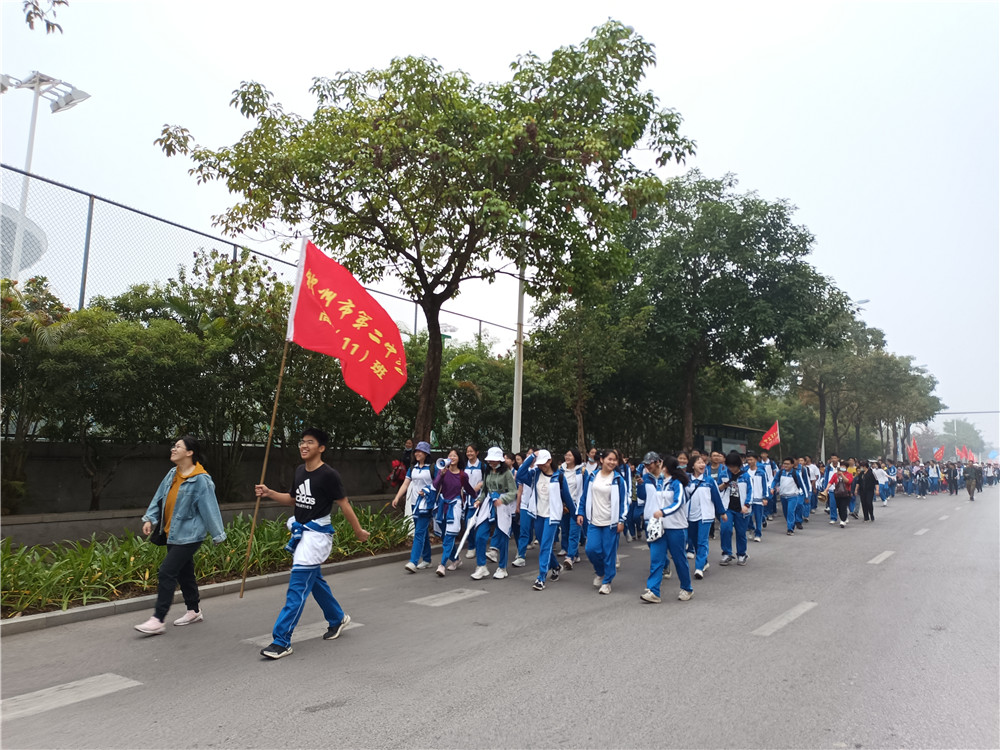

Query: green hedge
<box><xmin>1</xmin><ymin>509</ymin><xmax>410</xmax><ymax>618</ymax></box>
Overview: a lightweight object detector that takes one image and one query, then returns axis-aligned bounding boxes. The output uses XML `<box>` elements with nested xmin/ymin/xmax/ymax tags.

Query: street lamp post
<box><xmin>1</xmin><ymin>71</ymin><xmax>90</xmax><ymax>280</ymax></box>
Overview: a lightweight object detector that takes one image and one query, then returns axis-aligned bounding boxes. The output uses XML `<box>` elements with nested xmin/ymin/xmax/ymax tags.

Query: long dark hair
<box><xmin>662</xmin><ymin>455</ymin><xmax>690</xmax><ymax>487</ymax></box>
<box><xmin>178</xmin><ymin>434</ymin><xmax>205</xmax><ymax>467</ymax></box>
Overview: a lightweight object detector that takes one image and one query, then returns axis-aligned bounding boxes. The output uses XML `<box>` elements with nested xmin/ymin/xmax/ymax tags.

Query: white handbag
<box><xmin>645</xmin><ymin>517</ymin><xmax>664</xmax><ymax>542</ymax></box>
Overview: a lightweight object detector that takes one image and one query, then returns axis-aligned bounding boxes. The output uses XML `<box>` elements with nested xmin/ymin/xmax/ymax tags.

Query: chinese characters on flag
<box><xmin>759</xmin><ymin>420</ymin><xmax>780</xmax><ymax>450</ymax></box>
<box><xmin>286</xmin><ymin>240</ymin><xmax>407</xmax><ymax>414</ymax></box>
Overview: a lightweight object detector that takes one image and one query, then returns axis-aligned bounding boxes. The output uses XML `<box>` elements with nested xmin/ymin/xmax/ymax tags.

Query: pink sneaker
<box><xmin>134</xmin><ymin>616</ymin><xmax>165</xmax><ymax>635</ymax></box>
<box><xmin>173</xmin><ymin>609</ymin><xmax>204</xmax><ymax>626</ymax></box>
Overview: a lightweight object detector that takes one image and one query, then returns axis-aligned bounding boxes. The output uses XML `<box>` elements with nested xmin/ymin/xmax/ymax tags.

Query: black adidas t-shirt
<box><xmin>288</xmin><ymin>463</ymin><xmax>346</xmax><ymax>523</ymax></box>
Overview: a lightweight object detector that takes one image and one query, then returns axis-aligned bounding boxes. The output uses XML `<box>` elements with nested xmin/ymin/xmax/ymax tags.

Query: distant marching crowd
<box><xmin>390</xmin><ymin>441</ymin><xmax>997</xmax><ymax>603</ymax></box>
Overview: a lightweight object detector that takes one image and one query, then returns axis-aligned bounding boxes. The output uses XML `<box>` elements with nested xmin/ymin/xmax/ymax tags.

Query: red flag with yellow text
<box><xmin>933</xmin><ymin>445</ymin><xmax>944</xmax><ymax>462</ymax></box>
<box><xmin>286</xmin><ymin>240</ymin><xmax>407</xmax><ymax>414</ymax></box>
<box><xmin>759</xmin><ymin>421</ymin><xmax>780</xmax><ymax>449</ymax></box>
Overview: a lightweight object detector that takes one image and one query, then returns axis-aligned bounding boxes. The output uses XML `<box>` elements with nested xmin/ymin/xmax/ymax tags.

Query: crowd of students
<box><xmin>392</xmin><ymin>442</ymin><xmax>996</xmax><ymax>603</ymax></box>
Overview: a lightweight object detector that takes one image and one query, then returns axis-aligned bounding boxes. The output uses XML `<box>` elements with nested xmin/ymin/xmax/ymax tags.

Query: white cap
<box><xmin>534</xmin><ymin>449</ymin><xmax>552</xmax><ymax>466</ymax></box>
<box><xmin>485</xmin><ymin>446</ymin><xmax>504</xmax><ymax>462</ymax></box>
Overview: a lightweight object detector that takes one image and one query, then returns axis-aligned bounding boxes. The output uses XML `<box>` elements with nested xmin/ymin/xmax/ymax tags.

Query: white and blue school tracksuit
<box><xmin>770</xmin><ymin>470</ymin><xmax>809</xmax><ymax>531</ymax></box>
<box><xmin>793</xmin><ymin>465</ymin><xmax>811</xmax><ymax>522</ymax></box>
<box><xmin>558</xmin><ymin>465</ymin><xmax>584</xmax><ymax>558</ymax></box>
<box><xmin>516</xmin><ymin>472</ymin><xmax>536</xmax><ymax>560</ymax></box>
<box><xmin>475</xmin><ymin>471</ymin><xmax>516</xmax><ymax>568</ymax></box>
<box><xmin>686</xmin><ymin>476</ymin><xmax>726</xmax><ymax>572</ymax></box>
<box><xmin>745</xmin><ymin>467</ymin><xmax>768</xmax><ymax>538</ymax></box>
<box><xmin>625</xmin><ymin>465</ymin><xmax>644</xmax><ymax>538</ymax></box>
<box><xmin>463</xmin><ymin>460</ymin><xmax>484</xmax><ymax>550</ymax></box>
<box><xmin>406</xmin><ymin>463</ymin><xmax>437</xmax><ymax>566</ymax></box>
<box><xmin>579</xmin><ymin>469</ymin><xmax>630</xmax><ymax>585</ymax></box>
<box><xmin>719</xmin><ymin>471</ymin><xmax>752</xmax><ymax>558</ymax></box>
<box><xmin>641</xmin><ymin>475</ymin><xmax>692</xmax><ymax>596</ymax></box>
<box><xmin>760</xmin><ymin>460</ymin><xmax>777</xmax><ymax>515</ymax></box>
<box><xmin>517</xmin><ymin>455</ymin><xmax>572</xmax><ymax>583</ymax></box>
<box><xmin>820</xmin><ymin>466</ymin><xmax>840</xmax><ymax>521</ymax></box>
<box><xmin>272</xmin><ymin>516</ymin><xmax>342</xmax><ymax>648</ymax></box>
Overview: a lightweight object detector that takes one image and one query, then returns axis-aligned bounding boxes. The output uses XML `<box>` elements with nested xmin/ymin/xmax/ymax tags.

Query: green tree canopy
<box><xmin>155</xmin><ymin>20</ymin><xmax>695</xmax><ymax>443</ymax></box>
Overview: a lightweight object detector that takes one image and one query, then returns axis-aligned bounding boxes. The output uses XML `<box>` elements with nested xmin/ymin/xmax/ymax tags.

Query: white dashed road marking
<box><xmin>752</xmin><ymin>602</ymin><xmax>818</xmax><ymax>637</ymax></box>
<box><xmin>939</xmin><ymin>515</ymin><xmax>949</xmax><ymax>521</ymax></box>
<box><xmin>914</xmin><ymin>529</ymin><xmax>930</xmax><ymax>536</ymax></box>
<box><xmin>407</xmin><ymin>589</ymin><xmax>488</xmax><ymax>607</ymax></box>
<box><xmin>868</xmin><ymin>551</ymin><xmax>895</xmax><ymax>565</ymax></box>
<box><xmin>1</xmin><ymin>673</ymin><xmax>141</xmax><ymax>722</ymax></box>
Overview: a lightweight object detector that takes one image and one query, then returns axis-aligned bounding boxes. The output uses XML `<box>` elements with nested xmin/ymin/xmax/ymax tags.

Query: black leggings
<box><xmin>835</xmin><ymin>495</ymin><xmax>851</xmax><ymax>522</ymax></box>
<box><xmin>154</xmin><ymin>542</ymin><xmax>203</xmax><ymax>621</ymax></box>
<box><xmin>859</xmin><ymin>494</ymin><xmax>875</xmax><ymax>521</ymax></box>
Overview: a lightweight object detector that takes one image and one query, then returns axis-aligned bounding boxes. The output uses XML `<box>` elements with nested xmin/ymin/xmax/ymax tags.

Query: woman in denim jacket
<box><xmin>135</xmin><ymin>435</ymin><xmax>226</xmax><ymax>635</ymax></box>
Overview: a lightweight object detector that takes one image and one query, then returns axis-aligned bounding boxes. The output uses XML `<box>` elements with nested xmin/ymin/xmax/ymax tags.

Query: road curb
<box><xmin>0</xmin><ymin>548</ymin><xmax>419</xmax><ymax>636</ymax></box>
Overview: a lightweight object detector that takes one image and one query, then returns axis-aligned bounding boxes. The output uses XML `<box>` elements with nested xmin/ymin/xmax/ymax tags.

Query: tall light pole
<box><xmin>1</xmin><ymin>71</ymin><xmax>90</xmax><ymax>280</ymax></box>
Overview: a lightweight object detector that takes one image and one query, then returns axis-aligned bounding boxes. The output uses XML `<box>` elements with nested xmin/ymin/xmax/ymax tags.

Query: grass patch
<box><xmin>1</xmin><ymin>509</ymin><xmax>410</xmax><ymax>618</ymax></box>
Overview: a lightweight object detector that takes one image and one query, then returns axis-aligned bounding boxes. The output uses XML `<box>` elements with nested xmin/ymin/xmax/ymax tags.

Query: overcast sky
<box><xmin>2</xmin><ymin>1</ymin><xmax>997</xmax><ymax>448</ymax></box>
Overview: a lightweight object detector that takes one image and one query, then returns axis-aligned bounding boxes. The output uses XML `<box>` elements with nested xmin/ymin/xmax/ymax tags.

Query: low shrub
<box><xmin>1</xmin><ymin>508</ymin><xmax>409</xmax><ymax>618</ymax></box>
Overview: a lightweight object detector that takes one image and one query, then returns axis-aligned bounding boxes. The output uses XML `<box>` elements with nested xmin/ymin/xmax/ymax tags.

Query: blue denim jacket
<box><xmin>142</xmin><ymin>467</ymin><xmax>227</xmax><ymax>545</ymax></box>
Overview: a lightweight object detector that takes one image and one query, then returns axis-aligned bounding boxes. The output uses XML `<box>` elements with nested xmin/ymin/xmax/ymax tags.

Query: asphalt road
<box><xmin>2</xmin><ymin>486</ymin><xmax>997</xmax><ymax>750</ymax></box>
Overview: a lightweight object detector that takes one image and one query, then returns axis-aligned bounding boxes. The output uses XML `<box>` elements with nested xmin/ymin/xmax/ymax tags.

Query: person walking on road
<box><xmin>432</xmin><ymin>448</ymin><xmax>475</xmax><ymax>575</ymax></box>
<box><xmin>392</xmin><ymin>441</ymin><xmax>437</xmax><ymax>573</ymax></box>
<box><xmin>470</xmin><ymin>447</ymin><xmax>517</xmax><ymax>580</ymax></box>
<box><xmin>639</xmin><ymin>454</ymin><xmax>694</xmax><ymax>603</ymax></box>
<box><xmin>577</xmin><ymin>449</ymin><xmax>630</xmax><ymax>594</ymax></box>
<box><xmin>830</xmin><ymin>463</ymin><xmax>855</xmax><ymax>525</ymax></box>
<box><xmin>855</xmin><ymin>460</ymin><xmax>878</xmax><ymax>523</ymax></box>
<box><xmin>136</xmin><ymin>435</ymin><xmax>226</xmax><ymax>636</ymax></box>
<box><xmin>254</xmin><ymin>427</ymin><xmax>369</xmax><ymax>659</ymax></box>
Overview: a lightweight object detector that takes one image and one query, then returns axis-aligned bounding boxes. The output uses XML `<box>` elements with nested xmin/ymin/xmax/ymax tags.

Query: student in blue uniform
<box><xmin>392</xmin><ymin>441</ymin><xmax>437</xmax><ymax>573</ymax></box>
<box><xmin>517</xmin><ymin>450</ymin><xmax>572</xmax><ymax>591</ymax></box>
<box><xmin>254</xmin><ymin>428</ymin><xmax>369</xmax><ymax>659</ymax></box>
<box><xmin>469</xmin><ymin>447</ymin><xmax>518</xmax><ymax>580</ymax></box>
<box><xmin>639</xmin><ymin>453</ymin><xmax>694</xmax><ymax>603</ymax></box>
<box><xmin>558</xmin><ymin>449</ymin><xmax>585</xmax><ymax>569</ymax></box>
<box><xmin>744</xmin><ymin>453</ymin><xmax>769</xmax><ymax>542</ymax></box>
<box><xmin>462</xmin><ymin>445</ymin><xmax>485</xmax><ymax>559</ymax></box>
<box><xmin>770</xmin><ymin>457</ymin><xmax>810</xmax><ymax>536</ymax></box>
<box><xmin>433</xmin><ymin>449</ymin><xmax>476</xmax><ymax>575</ymax></box>
<box><xmin>577</xmin><ymin>448</ymin><xmax>630</xmax><ymax>594</ymax></box>
<box><xmin>718</xmin><ymin>451</ymin><xmax>751</xmax><ymax>566</ymax></box>
<box><xmin>685</xmin><ymin>455</ymin><xmax>728</xmax><ymax>580</ymax></box>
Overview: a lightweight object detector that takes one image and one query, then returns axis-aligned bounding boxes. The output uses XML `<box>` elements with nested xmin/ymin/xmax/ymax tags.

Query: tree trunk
<box><xmin>854</xmin><ymin>421</ymin><xmax>861</xmax><ymax>458</ymax></box>
<box><xmin>681</xmin><ymin>353</ymin><xmax>699</xmax><ymax>450</ymax></box>
<box><xmin>413</xmin><ymin>301</ymin><xmax>444</xmax><ymax>443</ymax></box>
<box><xmin>573</xmin><ymin>400</ymin><xmax>586</xmax><ymax>456</ymax></box>
<box><xmin>891</xmin><ymin>421</ymin><xmax>899</xmax><ymax>461</ymax></box>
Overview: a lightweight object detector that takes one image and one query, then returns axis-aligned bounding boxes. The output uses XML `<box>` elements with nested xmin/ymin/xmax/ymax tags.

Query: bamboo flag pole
<box><xmin>239</xmin><ymin>339</ymin><xmax>291</xmax><ymax>598</ymax></box>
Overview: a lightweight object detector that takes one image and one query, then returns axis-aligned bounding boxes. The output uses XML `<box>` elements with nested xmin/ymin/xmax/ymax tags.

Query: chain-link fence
<box><xmin>0</xmin><ymin>163</ymin><xmax>518</xmax><ymax>350</ymax></box>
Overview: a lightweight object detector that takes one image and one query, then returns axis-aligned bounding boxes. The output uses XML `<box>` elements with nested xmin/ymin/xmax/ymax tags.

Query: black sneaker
<box><xmin>786</xmin><ymin>530</ymin><xmax>794</xmax><ymax>536</ymax></box>
<box><xmin>260</xmin><ymin>642</ymin><xmax>293</xmax><ymax>659</ymax></box>
<box><xmin>532</xmin><ymin>579</ymin><xmax>545</xmax><ymax>591</ymax></box>
<box><xmin>323</xmin><ymin>613</ymin><xmax>351</xmax><ymax>640</ymax></box>
<box><xmin>795</xmin><ymin>523</ymin><xmax>803</xmax><ymax>530</ymax></box>
<box><xmin>802</xmin><ymin>517</ymin><xmax>809</xmax><ymax>523</ymax></box>
<box><xmin>549</xmin><ymin>568</ymin><xmax>560</xmax><ymax>582</ymax></box>
<box><xmin>719</xmin><ymin>555</ymin><xmax>733</xmax><ymax>566</ymax></box>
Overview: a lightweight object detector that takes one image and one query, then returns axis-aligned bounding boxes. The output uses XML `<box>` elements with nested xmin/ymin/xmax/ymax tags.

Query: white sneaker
<box><xmin>470</xmin><ymin>565</ymin><xmax>490</xmax><ymax>580</ymax></box>
<box><xmin>678</xmin><ymin>589</ymin><xmax>693</xmax><ymax>601</ymax></box>
<box><xmin>754</xmin><ymin>536</ymin><xmax>762</xmax><ymax>542</ymax></box>
<box><xmin>465</xmin><ymin>549</ymin><xmax>476</xmax><ymax>559</ymax></box>
<box><xmin>593</xmin><ymin>576</ymin><xmax>603</xmax><ymax>587</ymax></box>
<box><xmin>640</xmin><ymin>589</ymin><xmax>661</xmax><ymax>603</ymax></box>
<box><xmin>686</xmin><ymin>551</ymin><xmax>695</xmax><ymax>559</ymax></box>
<box><xmin>435</xmin><ymin>565</ymin><xmax>446</xmax><ymax>577</ymax></box>
<box><xmin>134</xmin><ymin>616</ymin><xmax>165</xmax><ymax>635</ymax></box>
<box><xmin>486</xmin><ymin>548</ymin><xmax>499</xmax><ymax>563</ymax></box>
<box><xmin>493</xmin><ymin>568</ymin><xmax>508</xmax><ymax>579</ymax></box>
<box><xmin>404</xmin><ymin>562</ymin><xmax>418</xmax><ymax>573</ymax></box>
<box><xmin>512</xmin><ymin>557</ymin><xmax>526</xmax><ymax>567</ymax></box>
<box><xmin>557</xmin><ymin>549</ymin><xmax>567</xmax><ymax>557</ymax></box>
<box><xmin>830</xmin><ymin>520</ymin><xmax>836</xmax><ymax>524</ymax></box>
<box><xmin>663</xmin><ymin>568</ymin><xmax>672</xmax><ymax>579</ymax></box>
<box><xmin>840</xmin><ymin>521</ymin><xmax>846</xmax><ymax>527</ymax></box>
<box><xmin>561</xmin><ymin>557</ymin><xmax>574</xmax><ymax>570</ymax></box>
<box><xmin>694</xmin><ymin>569</ymin><xmax>704</xmax><ymax>580</ymax></box>
<box><xmin>416</xmin><ymin>561</ymin><xmax>431</xmax><ymax>569</ymax></box>
<box><xmin>446</xmin><ymin>558</ymin><xmax>462</xmax><ymax>571</ymax></box>
<box><xmin>598</xmin><ymin>583</ymin><xmax>612</xmax><ymax>595</ymax></box>
<box><xmin>173</xmin><ymin>610</ymin><xmax>203</xmax><ymax>626</ymax></box>
<box><xmin>528</xmin><ymin>540</ymin><xmax>538</xmax><ymax>549</ymax></box>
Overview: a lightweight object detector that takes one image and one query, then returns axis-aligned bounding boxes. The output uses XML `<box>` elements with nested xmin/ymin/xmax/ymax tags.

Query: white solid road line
<box><xmin>1</xmin><ymin>673</ymin><xmax>142</xmax><ymax>723</ymax></box>
<box><xmin>243</xmin><ymin>620</ymin><xmax>363</xmax><ymax>648</ymax></box>
<box><xmin>407</xmin><ymin>588</ymin><xmax>488</xmax><ymax>607</ymax></box>
<box><xmin>752</xmin><ymin>601</ymin><xmax>818</xmax><ymax>637</ymax></box>
<box><xmin>939</xmin><ymin>515</ymin><xmax>949</xmax><ymax>520</ymax></box>
<box><xmin>868</xmin><ymin>551</ymin><xmax>895</xmax><ymax>565</ymax></box>
<box><xmin>914</xmin><ymin>529</ymin><xmax>930</xmax><ymax>536</ymax></box>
